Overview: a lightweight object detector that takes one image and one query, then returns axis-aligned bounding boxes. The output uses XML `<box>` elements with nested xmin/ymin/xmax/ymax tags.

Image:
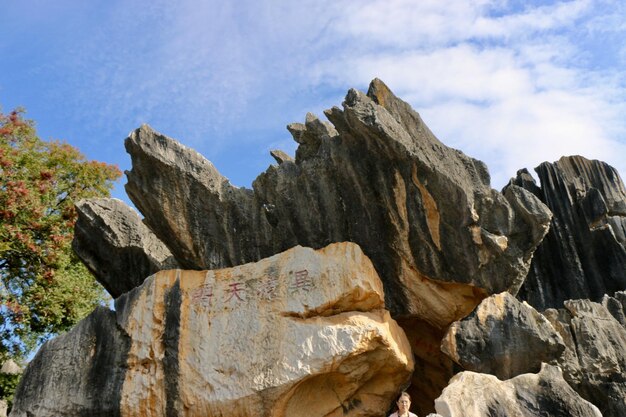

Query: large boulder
<box><xmin>72</xmin><ymin>198</ymin><xmax>179</xmax><ymax>297</ymax></box>
<box><xmin>511</xmin><ymin>156</ymin><xmax>626</xmax><ymax>309</ymax></box>
<box><xmin>544</xmin><ymin>299</ymin><xmax>626</xmax><ymax>417</ymax></box>
<box><xmin>112</xmin><ymin>79</ymin><xmax>551</xmax><ymax>327</ymax></box>
<box><xmin>434</xmin><ymin>364</ymin><xmax>602</xmax><ymax>417</ymax></box>
<box><xmin>440</xmin><ymin>292</ymin><xmax>565</xmax><ymax>380</ymax></box>
<box><xmin>11</xmin><ymin>243</ymin><xmax>413</xmax><ymax>417</ymax></box>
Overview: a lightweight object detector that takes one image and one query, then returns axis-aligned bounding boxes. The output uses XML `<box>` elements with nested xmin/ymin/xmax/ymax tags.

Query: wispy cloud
<box><xmin>310</xmin><ymin>0</ymin><xmax>626</xmax><ymax>187</ymax></box>
<box><xmin>1</xmin><ymin>0</ymin><xmax>624</xmax><ymax>190</ymax></box>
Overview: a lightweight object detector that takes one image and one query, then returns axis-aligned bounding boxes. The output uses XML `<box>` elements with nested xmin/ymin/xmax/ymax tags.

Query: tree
<box><xmin>0</xmin><ymin>108</ymin><xmax>122</xmax><ymax>364</ymax></box>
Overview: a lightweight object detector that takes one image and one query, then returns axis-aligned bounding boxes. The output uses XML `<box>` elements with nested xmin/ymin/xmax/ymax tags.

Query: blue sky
<box><xmin>1</xmin><ymin>0</ymin><xmax>625</xmax><ymax>203</ymax></box>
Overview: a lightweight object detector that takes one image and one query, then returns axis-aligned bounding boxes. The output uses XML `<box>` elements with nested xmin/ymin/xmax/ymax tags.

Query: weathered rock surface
<box><xmin>72</xmin><ymin>198</ymin><xmax>179</xmax><ymax>297</ymax></box>
<box><xmin>11</xmin><ymin>243</ymin><xmax>413</xmax><ymax>417</ymax></box>
<box><xmin>440</xmin><ymin>292</ymin><xmax>565</xmax><ymax>380</ymax></box>
<box><xmin>114</xmin><ymin>79</ymin><xmax>551</xmax><ymax>327</ymax></box>
<box><xmin>511</xmin><ymin>156</ymin><xmax>626</xmax><ymax>309</ymax></box>
<box><xmin>434</xmin><ymin>364</ymin><xmax>602</xmax><ymax>417</ymax></box>
<box><xmin>602</xmin><ymin>290</ymin><xmax>626</xmax><ymax>327</ymax></box>
<box><xmin>10</xmin><ymin>306</ymin><xmax>130</xmax><ymax>417</ymax></box>
<box><xmin>544</xmin><ymin>299</ymin><xmax>626</xmax><ymax>417</ymax></box>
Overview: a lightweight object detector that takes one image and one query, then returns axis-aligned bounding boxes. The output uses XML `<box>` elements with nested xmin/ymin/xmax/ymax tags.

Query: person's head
<box><xmin>396</xmin><ymin>392</ymin><xmax>411</xmax><ymax>414</ymax></box>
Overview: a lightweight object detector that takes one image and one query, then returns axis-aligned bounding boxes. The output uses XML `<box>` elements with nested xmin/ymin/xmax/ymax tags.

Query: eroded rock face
<box><xmin>117</xmin><ymin>79</ymin><xmax>551</xmax><ymax>327</ymax></box>
<box><xmin>545</xmin><ymin>299</ymin><xmax>626</xmax><ymax>417</ymax></box>
<box><xmin>511</xmin><ymin>156</ymin><xmax>626</xmax><ymax>309</ymax></box>
<box><xmin>434</xmin><ymin>364</ymin><xmax>602</xmax><ymax>417</ymax></box>
<box><xmin>10</xmin><ymin>307</ymin><xmax>130</xmax><ymax>417</ymax></box>
<box><xmin>72</xmin><ymin>198</ymin><xmax>179</xmax><ymax>297</ymax></box>
<box><xmin>602</xmin><ymin>290</ymin><xmax>626</xmax><ymax>327</ymax></box>
<box><xmin>11</xmin><ymin>243</ymin><xmax>413</xmax><ymax>417</ymax></box>
<box><xmin>440</xmin><ymin>292</ymin><xmax>565</xmax><ymax>380</ymax></box>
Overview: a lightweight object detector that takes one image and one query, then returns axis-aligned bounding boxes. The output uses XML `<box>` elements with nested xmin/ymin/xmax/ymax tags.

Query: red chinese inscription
<box><xmin>257</xmin><ymin>275</ymin><xmax>279</xmax><ymax>300</ymax></box>
<box><xmin>290</xmin><ymin>269</ymin><xmax>313</xmax><ymax>291</ymax></box>
<box><xmin>224</xmin><ymin>282</ymin><xmax>246</xmax><ymax>303</ymax></box>
<box><xmin>190</xmin><ymin>284</ymin><xmax>214</xmax><ymax>307</ymax></box>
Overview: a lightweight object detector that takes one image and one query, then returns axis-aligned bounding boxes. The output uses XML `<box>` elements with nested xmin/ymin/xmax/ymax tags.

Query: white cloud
<box><xmin>329</xmin><ymin>0</ymin><xmax>591</xmax><ymax>47</ymax></box>
<box><xmin>308</xmin><ymin>0</ymin><xmax>626</xmax><ymax>188</ymax></box>
<box><xmin>3</xmin><ymin>0</ymin><xmax>624</xmax><ymax>189</ymax></box>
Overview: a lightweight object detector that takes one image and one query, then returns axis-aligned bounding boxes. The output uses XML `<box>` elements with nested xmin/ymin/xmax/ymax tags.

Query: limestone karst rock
<box><xmin>72</xmin><ymin>198</ymin><xmax>179</xmax><ymax>297</ymax></box>
<box><xmin>65</xmin><ymin>79</ymin><xmax>553</xmax><ymax>415</ymax></box>
<box><xmin>39</xmin><ymin>79</ymin><xmax>626</xmax><ymax>416</ymax></box>
<box><xmin>544</xmin><ymin>299</ymin><xmax>626</xmax><ymax>417</ymax></box>
<box><xmin>440</xmin><ymin>292</ymin><xmax>565</xmax><ymax>380</ymax></box>
<box><xmin>107</xmin><ymin>79</ymin><xmax>552</xmax><ymax>329</ymax></box>
<box><xmin>440</xmin><ymin>292</ymin><xmax>626</xmax><ymax>416</ymax></box>
<box><xmin>434</xmin><ymin>364</ymin><xmax>602</xmax><ymax>417</ymax></box>
<box><xmin>10</xmin><ymin>243</ymin><xmax>414</xmax><ymax>417</ymax></box>
<box><xmin>10</xmin><ymin>306</ymin><xmax>130</xmax><ymax>417</ymax></box>
<box><xmin>510</xmin><ymin>156</ymin><xmax>626</xmax><ymax>310</ymax></box>
<box><xmin>602</xmin><ymin>290</ymin><xmax>626</xmax><ymax>326</ymax></box>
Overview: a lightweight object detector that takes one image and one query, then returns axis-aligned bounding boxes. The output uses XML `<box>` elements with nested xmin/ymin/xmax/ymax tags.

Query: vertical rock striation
<box><xmin>544</xmin><ymin>299</ymin><xmax>626</xmax><ymax>417</ymax></box>
<box><xmin>10</xmin><ymin>307</ymin><xmax>131</xmax><ymax>417</ymax></box>
<box><xmin>510</xmin><ymin>156</ymin><xmax>626</xmax><ymax>309</ymax></box>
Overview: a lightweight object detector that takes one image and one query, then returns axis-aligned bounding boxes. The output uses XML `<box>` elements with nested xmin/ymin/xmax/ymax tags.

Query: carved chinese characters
<box><xmin>107</xmin><ymin>243</ymin><xmax>414</xmax><ymax>417</ymax></box>
<box><xmin>188</xmin><ymin>266</ymin><xmax>316</xmax><ymax>312</ymax></box>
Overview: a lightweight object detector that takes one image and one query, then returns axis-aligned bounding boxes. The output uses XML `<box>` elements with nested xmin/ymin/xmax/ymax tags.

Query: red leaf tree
<box><xmin>0</xmin><ymin>108</ymin><xmax>121</xmax><ymax>363</ymax></box>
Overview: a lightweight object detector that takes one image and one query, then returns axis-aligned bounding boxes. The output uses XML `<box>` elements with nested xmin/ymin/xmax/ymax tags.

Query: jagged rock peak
<box><xmin>77</xmin><ymin>78</ymin><xmax>552</xmax><ymax>330</ymax></box>
<box><xmin>72</xmin><ymin>198</ymin><xmax>179</xmax><ymax>298</ymax></box>
<box><xmin>511</xmin><ymin>155</ymin><xmax>626</xmax><ymax>309</ymax></box>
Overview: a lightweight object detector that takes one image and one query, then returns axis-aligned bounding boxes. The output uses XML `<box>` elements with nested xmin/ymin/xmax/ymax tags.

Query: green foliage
<box><xmin>0</xmin><ymin>108</ymin><xmax>122</xmax><ymax>364</ymax></box>
<box><xmin>0</xmin><ymin>372</ymin><xmax>20</xmax><ymax>410</ymax></box>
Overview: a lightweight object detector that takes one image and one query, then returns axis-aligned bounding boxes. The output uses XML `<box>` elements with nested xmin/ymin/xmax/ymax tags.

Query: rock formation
<box><xmin>72</xmin><ymin>79</ymin><xmax>553</xmax><ymax>331</ymax></box>
<box><xmin>510</xmin><ymin>156</ymin><xmax>626</xmax><ymax>310</ymax></box>
<box><xmin>73</xmin><ymin>198</ymin><xmax>179</xmax><ymax>297</ymax></box>
<box><xmin>63</xmin><ymin>79</ymin><xmax>554</xmax><ymax>415</ymax></box>
<box><xmin>440</xmin><ymin>292</ymin><xmax>565</xmax><ymax>380</ymax></box>
<box><xmin>544</xmin><ymin>299</ymin><xmax>626</xmax><ymax>417</ymax></box>
<box><xmin>441</xmin><ymin>292</ymin><xmax>626</xmax><ymax>416</ymax></box>
<box><xmin>602</xmin><ymin>290</ymin><xmax>626</xmax><ymax>326</ymax></box>
<box><xmin>12</xmin><ymin>80</ymin><xmax>626</xmax><ymax>417</ymax></box>
<box><xmin>434</xmin><ymin>364</ymin><xmax>602</xmax><ymax>417</ymax></box>
<box><xmin>11</xmin><ymin>243</ymin><xmax>413</xmax><ymax>417</ymax></box>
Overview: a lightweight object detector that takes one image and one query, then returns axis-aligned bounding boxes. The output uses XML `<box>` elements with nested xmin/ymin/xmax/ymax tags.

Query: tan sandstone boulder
<box><xmin>11</xmin><ymin>243</ymin><xmax>413</xmax><ymax>417</ymax></box>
